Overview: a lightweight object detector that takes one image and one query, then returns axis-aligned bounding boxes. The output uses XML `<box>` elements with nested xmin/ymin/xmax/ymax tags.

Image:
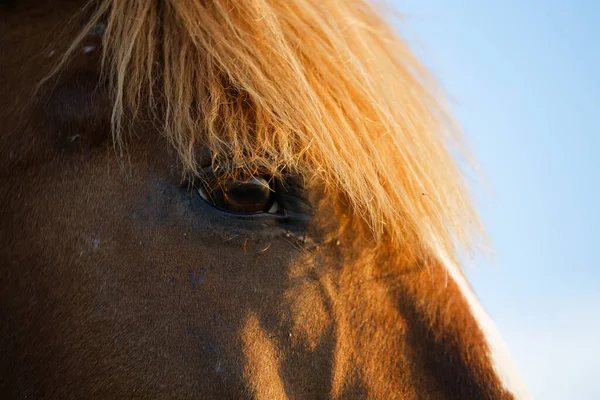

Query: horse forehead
<box><xmin>0</xmin><ymin>2</ymin><xmax>110</xmax><ymax>164</ymax></box>
<box><xmin>0</xmin><ymin>2</ymin><xmax>84</xmax><ymax>76</ymax></box>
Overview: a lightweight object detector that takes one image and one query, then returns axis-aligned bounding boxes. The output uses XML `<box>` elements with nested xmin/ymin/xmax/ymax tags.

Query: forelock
<box><xmin>50</xmin><ymin>0</ymin><xmax>488</xmax><ymax>264</ymax></box>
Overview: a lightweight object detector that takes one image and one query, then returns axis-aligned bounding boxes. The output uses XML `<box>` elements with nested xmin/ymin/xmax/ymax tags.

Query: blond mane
<box><xmin>56</xmin><ymin>0</ymin><xmax>487</xmax><ymax>265</ymax></box>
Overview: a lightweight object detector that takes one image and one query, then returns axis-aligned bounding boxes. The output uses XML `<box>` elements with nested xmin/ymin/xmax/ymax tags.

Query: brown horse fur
<box><xmin>0</xmin><ymin>0</ymin><xmax>530</xmax><ymax>399</ymax></box>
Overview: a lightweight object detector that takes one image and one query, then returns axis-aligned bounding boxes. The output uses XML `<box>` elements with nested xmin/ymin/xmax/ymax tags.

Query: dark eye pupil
<box><xmin>209</xmin><ymin>176</ymin><xmax>274</xmax><ymax>214</ymax></box>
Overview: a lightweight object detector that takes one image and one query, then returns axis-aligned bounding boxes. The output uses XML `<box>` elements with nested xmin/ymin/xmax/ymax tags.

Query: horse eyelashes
<box><xmin>189</xmin><ymin>165</ymin><xmax>312</xmax><ymax>220</ymax></box>
<box><xmin>192</xmin><ymin>166</ymin><xmax>280</xmax><ymax>215</ymax></box>
<box><xmin>197</xmin><ymin>175</ymin><xmax>279</xmax><ymax>215</ymax></box>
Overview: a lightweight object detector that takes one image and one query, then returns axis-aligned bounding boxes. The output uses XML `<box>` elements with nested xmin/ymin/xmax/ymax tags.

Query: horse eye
<box><xmin>196</xmin><ymin>176</ymin><xmax>281</xmax><ymax>215</ymax></box>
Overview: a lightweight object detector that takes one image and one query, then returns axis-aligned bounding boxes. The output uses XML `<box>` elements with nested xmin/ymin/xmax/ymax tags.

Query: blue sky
<box><xmin>390</xmin><ymin>1</ymin><xmax>599</xmax><ymax>398</ymax></box>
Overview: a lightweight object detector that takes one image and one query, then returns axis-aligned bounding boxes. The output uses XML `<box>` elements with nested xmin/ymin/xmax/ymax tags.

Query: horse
<box><xmin>0</xmin><ymin>0</ymin><xmax>531</xmax><ymax>398</ymax></box>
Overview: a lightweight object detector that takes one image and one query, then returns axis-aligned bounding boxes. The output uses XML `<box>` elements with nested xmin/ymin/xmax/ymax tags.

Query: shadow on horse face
<box><xmin>1</xmin><ymin>146</ymin><xmax>337</xmax><ymax>397</ymax></box>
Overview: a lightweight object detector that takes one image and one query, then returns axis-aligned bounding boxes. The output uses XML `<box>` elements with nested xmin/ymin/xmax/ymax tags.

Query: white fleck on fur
<box><xmin>88</xmin><ymin>22</ymin><xmax>106</xmax><ymax>37</ymax></box>
<box><xmin>436</xmin><ymin>247</ymin><xmax>534</xmax><ymax>399</ymax></box>
<box><xmin>82</xmin><ymin>45</ymin><xmax>96</xmax><ymax>53</ymax></box>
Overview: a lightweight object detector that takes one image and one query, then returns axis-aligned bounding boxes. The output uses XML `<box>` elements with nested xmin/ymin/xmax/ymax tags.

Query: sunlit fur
<box><xmin>50</xmin><ymin>0</ymin><xmax>487</xmax><ymax>268</ymax></box>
